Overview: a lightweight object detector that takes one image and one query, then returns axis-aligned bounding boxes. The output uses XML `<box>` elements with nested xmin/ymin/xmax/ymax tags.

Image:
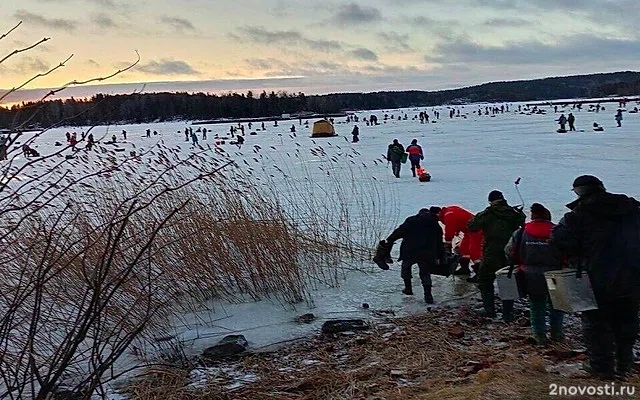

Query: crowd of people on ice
<box><xmin>375</xmin><ymin>175</ymin><xmax>640</xmax><ymax>381</ymax></box>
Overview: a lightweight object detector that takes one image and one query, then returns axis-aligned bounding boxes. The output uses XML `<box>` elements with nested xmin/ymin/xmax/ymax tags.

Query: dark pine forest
<box><xmin>1</xmin><ymin>71</ymin><xmax>639</xmax><ymax>129</ymax></box>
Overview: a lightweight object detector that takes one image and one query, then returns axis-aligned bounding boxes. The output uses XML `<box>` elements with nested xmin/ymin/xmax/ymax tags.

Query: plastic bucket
<box><xmin>544</xmin><ymin>269</ymin><xmax>598</xmax><ymax>313</ymax></box>
<box><xmin>496</xmin><ymin>266</ymin><xmax>522</xmax><ymax>300</ymax></box>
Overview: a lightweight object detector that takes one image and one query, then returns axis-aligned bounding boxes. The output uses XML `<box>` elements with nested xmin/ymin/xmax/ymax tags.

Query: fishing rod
<box><xmin>514</xmin><ymin>176</ymin><xmax>525</xmax><ymax>209</ymax></box>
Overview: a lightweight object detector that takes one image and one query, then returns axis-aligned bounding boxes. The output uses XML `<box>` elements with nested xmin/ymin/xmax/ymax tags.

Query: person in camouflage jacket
<box><xmin>468</xmin><ymin>190</ymin><xmax>526</xmax><ymax>320</ymax></box>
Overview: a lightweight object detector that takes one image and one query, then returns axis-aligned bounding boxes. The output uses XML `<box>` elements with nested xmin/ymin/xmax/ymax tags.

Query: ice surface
<box><xmin>6</xmin><ymin>99</ymin><xmax>640</xmax><ymax>388</ymax></box>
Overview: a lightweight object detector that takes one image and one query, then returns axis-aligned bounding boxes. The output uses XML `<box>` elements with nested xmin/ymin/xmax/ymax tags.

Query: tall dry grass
<box><xmin>0</xmin><ymin>133</ymin><xmax>394</xmax><ymax>398</ymax></box>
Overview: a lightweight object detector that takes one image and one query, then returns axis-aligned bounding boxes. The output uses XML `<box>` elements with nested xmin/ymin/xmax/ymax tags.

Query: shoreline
<box><xmin>125</xmin><ymin>300</ymin><xmax>640</xmax><ymax>399</ymax></box>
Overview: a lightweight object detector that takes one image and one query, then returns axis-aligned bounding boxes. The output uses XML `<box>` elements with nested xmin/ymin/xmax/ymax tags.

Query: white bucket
<box><xmin>496</xmin><ymin>266</ymin><xmax>522</xmax><ymax>301</ymax></box>
<box><xmin>544</xmin><ymin>269</ymin><xmax>598</xmax><ymax>313</ymax></box>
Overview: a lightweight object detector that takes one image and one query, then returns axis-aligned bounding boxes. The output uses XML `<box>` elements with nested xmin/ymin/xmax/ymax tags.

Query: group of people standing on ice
<box><xmin>556</xmin><ymin>107</ymin><xmax>629</xmax><ymax>132</ymax></box>
<box><xmin>376</xmin><ymin>175</ymin><xmax>640</xmax><ymax>381</ymax></box>
<box><xmin>386</xmin><ymin>138</ymin><xmax>425</xmax><ymax>179</ymax></box>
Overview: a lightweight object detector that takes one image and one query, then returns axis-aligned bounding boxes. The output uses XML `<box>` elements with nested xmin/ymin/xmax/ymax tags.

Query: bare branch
<box><xmin>42</xmin><ymin>50</ymin><xmax>141</xmax><ymax>101</ymax></box>
<box><xmin>0</xmin><ymin>53</ymin><xmax>70</xmax><ymax>104</ymax></box>
<box><xmin>0</xmin><ymin>37</ymin><xmax>50</xmax><ymax>65</ymax></box>
<box><xmin>0</xmin><ymin>21</ymin><xmax>22</xmax><ymax>42</ymax></box>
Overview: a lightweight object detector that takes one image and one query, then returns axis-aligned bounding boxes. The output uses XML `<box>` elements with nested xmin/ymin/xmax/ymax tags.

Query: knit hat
<box><xmin>411</xmin><ymin>139</ymin><xmax>417</xmax><ymax>145</ymax></box>
<box><xmin>530</xmin><ymin>203</ymin><xmax>551</xmax><ymax>221</ymax></box>
<box><xmin>488</xmin><ymin>190</ymin><xmax>504</xmax><ymax>202</ymax></box>
<box><xmin>572</xmin><ymin>175</ymin><xmax>605</xmax><ymax>197</ymax></box>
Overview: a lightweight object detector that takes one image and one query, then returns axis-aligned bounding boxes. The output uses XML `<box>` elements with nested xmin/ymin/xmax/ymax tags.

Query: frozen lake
<box><xmin>7</xmin><ymin>100</ymin><xmax>640</xmax><ymax>362</ymax></box>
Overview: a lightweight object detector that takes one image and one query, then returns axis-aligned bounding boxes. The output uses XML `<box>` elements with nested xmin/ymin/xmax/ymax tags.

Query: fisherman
<box><xmin>382</xmin><ymin>208</ymin><xmax>445</xmax><ymax>304</ymax></box>
<box><xmin>468</xmin><ymin>190</ymin><xmax>526</xmax><ymax>321</ymax></box>
<box><xmin>405</xmin><ymin>139</ymin><xmax>424</xmax><ymax>177</ymax></box>
<box><xmin>550</xmin><ymin>175</ymin><xmax>640</xmax><ymax>379</ymax></box>
<box><xmin>386</xmin><ymin>139</ymin><xmax>405</xmax><ymax>178</ymax></box>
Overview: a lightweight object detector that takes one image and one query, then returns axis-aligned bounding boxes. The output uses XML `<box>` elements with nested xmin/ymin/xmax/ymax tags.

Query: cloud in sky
<box><xmin>92</xmin><ymin>13</ymin><xmax>117</xmax><ymax>29</ymax></box>
<box><xmin>160</xmin><ymin>16</ymin><xmax>196</xmax><ymax>32</ymax></box>
<box><xmin>333</xmin><ymin>3</ymin><xmax>382</xmax><ymax>25</ymax></box>
<box><xmin>137</xmin><ymin>59</ymin><xmax>201</xmax><ymax>76</ymax></box>
<box><xmin>232</xmin><ymin>26</ymin><xmax>345</xmax><ymax>52</ymax></box>
<box><xmin>1</xmin><ymin>0</ymin><xmax>638</xmax><ymax>95</ymax></box>
<box><xmin>13</xmin><ymin>10</ymin><xmax>76</xmax><ymax>32</ymax></box>
<box><xmin>350</xmin><ymin>47</ymin><xmax>379</xmax><ymax>61</ymax></box>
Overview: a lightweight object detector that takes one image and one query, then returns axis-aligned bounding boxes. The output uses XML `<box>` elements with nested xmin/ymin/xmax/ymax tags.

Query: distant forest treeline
<box><xmin>1</xmin><ymin>71</ymin><xmax>639</xmax><ymax>129</ymax></box>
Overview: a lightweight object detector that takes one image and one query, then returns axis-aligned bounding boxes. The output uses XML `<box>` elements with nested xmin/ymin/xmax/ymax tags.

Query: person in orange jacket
<box><xmin>437</xmin><ymin>205</ymin><xmax>484</xmax><ymax>278</ymax></box>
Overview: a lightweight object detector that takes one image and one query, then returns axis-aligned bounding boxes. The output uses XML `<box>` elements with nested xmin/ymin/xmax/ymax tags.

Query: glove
<box><xmin>421</xmin><ymin>156</ymin><xmax>424</xmax><ymax>160</ymax></box>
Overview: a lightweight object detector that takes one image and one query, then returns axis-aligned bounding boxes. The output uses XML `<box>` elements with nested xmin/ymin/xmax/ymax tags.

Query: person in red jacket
<box><xmin>405</xmin><ymin>139</ymin><xmax>423</xmax><ymax>177</ymax></box>
<box><xmin>505</xmin><ymin>203</ymin><xmax>563</xmax><ymax>346</ymax></box>
<box><xmin>438</xmin><ymin>205</ymin><xmax>484</xmax><ymax>277</ymax></box>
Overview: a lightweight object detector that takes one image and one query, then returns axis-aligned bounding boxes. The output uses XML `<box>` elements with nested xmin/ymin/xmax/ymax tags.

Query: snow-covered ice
<box><xmin>5</xmin><ymin>99</ymin><xmax>640</xmax><ymax>387</ymax></box>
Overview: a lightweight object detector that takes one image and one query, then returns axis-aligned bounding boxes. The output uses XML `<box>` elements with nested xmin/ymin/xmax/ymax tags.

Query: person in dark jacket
<box><xmin>557</xmin><ymin>114</ymin><xmax>567</xmax><ymax>131</ymax></box>
<box><xmin>568</xmin><ymin>113</ymin><xmax>576</xmax><ymax>131</ymax></box>
<box><xmin>468</xmin><ymin>190</ymin><xmax>526</xmax><ymax>320</ymax></box>
<box><xmin>386</xmin><ymin>139</ymin><xmax>405</xmax><ymax>178</ymax></box>
<box><xmin>550</xmin><ymin>175</ymin><xmax>640</xmax><ymax>380</ymax></box>
<box><xmin>406</xmin><ymin>139</ymin><xmax>424</xmax><ymax>177</ymax></box>
<box><xmin>505</xmin><ymin>203</ymin><xmax>564</xmax><ymax>345</ymax></box>
<box><xmin>615</xmin><ymin>110</ymin><xmax>623</xmax><ymax>127</ymax></box>
<box><xmin>383</xmin><ymin>208</ymin><xmax>445</xmax><ymax>304</ymax></box>
<box><xmin>351</xmin><ymin>125</ymin><xmax>359</xmax><ymax>143</ymax></box>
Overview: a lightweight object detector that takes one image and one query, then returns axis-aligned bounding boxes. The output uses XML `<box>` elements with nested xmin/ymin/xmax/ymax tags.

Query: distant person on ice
<box><xmin>351</xmin><ymin>125</ymin><xmax>359</xmax><ymax>143</ymax></box>
<box><xmin>468</xmin><ymin>190</ymin><xmax>525</xmax><ymax>322</ymax></box>
<box><xmin>568</xmin><ymin>113</ymin><xmax>576</xmax><ymax>131</ymax></box>
<box><xmin>557</xmin><ymin>114</ymin><xmax>567</xmax><ymax>131</ymax></box>
<box><xmin>386</xmin><ymin>139</ymin><xmax>405</xmax><ymax>178</ymax></box>
<box><xmin>0</xmin><ymin>135</ymin><xmax>8</xmax><ymax>160</ymax></box>
<box><xmin>405</xmin><ymin>139</ymin><xmax>424</xmax><ymax>177</ymax></box>
<box><xmin>382</xmin><ymin>208</ymin><xmax>445</xmax><ymax>304</ymax></box>
<box><xmin>615</xmin><ymin>110</ymin><xmax>623</xmax><ymax>127</ymax></box>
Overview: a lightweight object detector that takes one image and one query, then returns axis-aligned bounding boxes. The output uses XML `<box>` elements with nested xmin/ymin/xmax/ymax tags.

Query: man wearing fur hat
<box><xmin>551</xmin><ymin>175</ymin><xmax>640</xmax><ymax>380</ymax></box>
<box><xmin>468</xmin><ymin>190</ymin><xmax>526</xmax><ymax>321</ymax></box>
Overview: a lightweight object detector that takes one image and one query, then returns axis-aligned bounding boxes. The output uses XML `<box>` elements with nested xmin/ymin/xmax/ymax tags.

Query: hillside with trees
<box><xmin>1</xmin><ymin>71</ymin><xmax>639</xmax><ymax>129</ymax></box>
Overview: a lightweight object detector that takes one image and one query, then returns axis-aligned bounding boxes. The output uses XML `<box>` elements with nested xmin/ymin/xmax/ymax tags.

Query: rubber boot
<box><xmin>529</xmin><ymin>297</ymin><xmax>548</xmax><ymax>345</ymax></box>
<box><xmin>615</xmin><ymin>341</ymin><xmax>634</xmax><ymax>380</ymax></box>
<box><xmin>423</xmin><ymin>285</ymin><xmax>434</xmax><ymax>304</ymax></box>
<box><xmin>402</xmin><ymin>278</ymin><xmax>413</xmax><ymax>295</ymax></box>
<box><xmin>549</xmin><ymin>309</ymin><xmax>565</xmax><ymax>343</ymax></box>
<box><xmin>479</xmin><ymin>288</ymin><xmax>497</xmax><ymax>318</ymax></box>
<box><xmin>502</xmin><ymin>300</ymin><xmax>515</xmax><ymax>323</ymax></box>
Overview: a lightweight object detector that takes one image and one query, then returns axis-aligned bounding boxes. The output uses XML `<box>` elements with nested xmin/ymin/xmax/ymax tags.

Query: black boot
<box><xmin>423</xmin><ymin>285</ymin><xmax>434</xmax><ymax>304</ymax></box>
<box><xmin>479</xmin><ymin>288</ymin><xmax>497</xmax><ymax>318</ymax></box>
<box><xmin>502</xmin><ymin>300</ymin><xmax>515</xmax><ymax>323</ymax></box>
<box><xmin>615</xmin><ymin>341</ymin><xmax>635</xmax><ymax>379</ymax></box>
<box><xmin>454</xmin><ymin>258</ymin><xmax>471</xmax><ymax>275</ymax></box>
<box><xmin>402</xmin><ymin>279</ymin><xmax>413</xmax><ymax>295</ymax></box>
<box><xmin>467</xmin><ymin>263</ymin><xmax>480</xmax><ymax>282</ymax></box>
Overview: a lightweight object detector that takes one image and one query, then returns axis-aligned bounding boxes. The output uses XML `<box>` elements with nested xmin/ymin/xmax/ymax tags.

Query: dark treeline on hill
<box><xmin>1</xmin><ymin>71</ymin><xmax>639</xmax><ymax>129</ymax></box>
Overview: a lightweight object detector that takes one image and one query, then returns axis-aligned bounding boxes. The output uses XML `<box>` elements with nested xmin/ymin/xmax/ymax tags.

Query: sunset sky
<box><xmin>1</xmin><ymin>0</ymin><xmax>639</xmax><ymax>102</ymax></box>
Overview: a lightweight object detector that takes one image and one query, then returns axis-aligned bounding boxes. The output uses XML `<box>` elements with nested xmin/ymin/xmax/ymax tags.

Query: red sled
<box><xmin>416</xmin><ymin>167</ymin><xmax>431</xmax><ymax>182</ymax></box>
